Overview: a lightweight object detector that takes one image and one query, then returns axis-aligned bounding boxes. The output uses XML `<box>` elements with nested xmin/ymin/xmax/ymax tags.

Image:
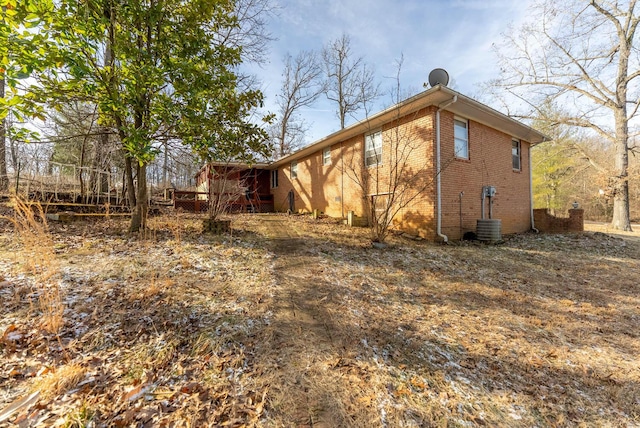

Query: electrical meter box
<box><xmin>483</xmin><ymin>186</ymin><xmax>497</xmax><ymax>197</ymax></box>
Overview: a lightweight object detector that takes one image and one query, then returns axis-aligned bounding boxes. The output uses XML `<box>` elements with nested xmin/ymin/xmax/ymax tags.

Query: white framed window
<box><xmin>365</xmin><ymin>131</ymin><xmax>382</xmax><ymax>167</ymax></box>
<box><xmin>512</xmin><ymin>139</ymin><xmax>521</xmax><ymax>171</ymax></box>
<box><xmin>290</xmin><ymin>161</ymin><xmax>298</xmax><ymax>179</ymax></box>
<box><xmin>271</xmin><ymin>169</ymin><xmax>278</xmax><ymax>188</ymax></box>
<box><xmin>454</xmin><ymin>117</ymin><xmax>469</xmax><ymax>159</ymax></box>
<box><xmin>322</xmin><ymin>147</ymin><xmax>331</xmax><ymax>165</ymax></box>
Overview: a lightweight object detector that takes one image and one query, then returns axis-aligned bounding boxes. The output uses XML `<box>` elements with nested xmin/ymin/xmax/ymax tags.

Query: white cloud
<box><xmin>244</xmin><ymin>0</ymin><xmax>533</xmax><ymax>143</ymax></box>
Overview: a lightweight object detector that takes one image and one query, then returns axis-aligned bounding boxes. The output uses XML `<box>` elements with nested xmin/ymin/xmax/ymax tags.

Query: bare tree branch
<box><xmin>322</xmin><ymin>33</ymin><xmax>380</xmax><ymax>129</ymax></box>
<box><xmin>271</xmin><ymin>50</ymin><xmax>324</xmax><ymax>158</ymax></box>
<box><xmin>492</xmin><ymin>0</ymin><xmax>639</xmax><ymax>230</ymax></box>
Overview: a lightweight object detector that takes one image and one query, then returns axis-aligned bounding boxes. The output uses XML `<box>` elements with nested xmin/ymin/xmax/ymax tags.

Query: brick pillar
<box><xmin>568</xmin><ymin>209</ymin><xmax>584</xmax><ymax>232</ymax></box>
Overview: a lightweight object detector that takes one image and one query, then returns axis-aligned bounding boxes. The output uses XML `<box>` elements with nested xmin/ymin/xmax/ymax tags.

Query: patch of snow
<box><xmin>509</xmin><ymin>411</ymin><xmax>522</xmax><ymax>420</ymax></box>
<box><xmin>6</xmin><ymin>331</ymin><xmax>23</xmax><ymax>341</ymax></box>
<box><xmin>378</xmin><ymin>398</ymin><xmax>388</xmax><ymax>428</ymax></box>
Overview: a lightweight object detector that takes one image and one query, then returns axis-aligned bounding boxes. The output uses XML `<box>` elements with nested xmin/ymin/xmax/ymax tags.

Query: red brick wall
<box><xmin>438</xmin><ymin>111</ymin><xmax>533</xmax><ymax>240</ymax></box>
<box><xmin>270</xmin><ymin>108</ymin><xmax>534</xmax><ymax>241</ymax></box>
<box><xmin>271</xmin><ymin>108</ymin><xmax>437</xmax><ymax>237</ymax></box>
<box><xmin>533</xmin><ymin>209</ymin><xmax>584</xmax><ymax>233</ymax></box>
<box><xmin>365</xmin><ymin>107</ymin><xmax>436</xmax><ymax>238</ymax></box>
<box><xmin>271</xmin><ymin>135</ymin><xmax>365</xmax><ymax>217</ymax></box>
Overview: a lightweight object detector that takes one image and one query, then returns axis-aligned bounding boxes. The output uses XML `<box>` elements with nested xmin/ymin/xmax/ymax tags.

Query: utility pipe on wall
<box><xmin>489</xmin><ymin>192</ymin><xmax>494</xmax><ymax>219</ymax></box>
<box><xmin>459</xmin><ymin>191</ymin><xmax>464</xmax><ymax>236</ymax></box>
<box><xmin>436</xmin><ymin>95</ymin><xmax>458</xmax><ymax>243</ymax></box>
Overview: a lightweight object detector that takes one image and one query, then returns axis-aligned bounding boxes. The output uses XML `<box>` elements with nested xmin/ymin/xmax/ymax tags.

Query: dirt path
<box><xmin>252</xmin><ymin>216</ymin><xmax>342</xmax><ymax>427</ymax></box>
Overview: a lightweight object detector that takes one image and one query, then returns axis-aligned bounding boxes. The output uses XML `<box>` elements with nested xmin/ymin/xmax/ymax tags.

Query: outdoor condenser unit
<box><xmin>477</xmin><ymin>185</ymin><xmax>502</xmax><ymax>242</ymax></box>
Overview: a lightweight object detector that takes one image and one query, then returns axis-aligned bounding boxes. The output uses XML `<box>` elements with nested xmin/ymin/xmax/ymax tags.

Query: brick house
<box><xmin>197</xmin><ymin>85</ymin><xmax>548</xmax><ymax>240</ymax></box>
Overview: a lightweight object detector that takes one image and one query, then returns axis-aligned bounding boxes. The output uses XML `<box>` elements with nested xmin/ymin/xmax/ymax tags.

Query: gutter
<box><xmin>436</xmin><ymin>95</ymin><xmax>458</xmax><ymax>243</ymax></box>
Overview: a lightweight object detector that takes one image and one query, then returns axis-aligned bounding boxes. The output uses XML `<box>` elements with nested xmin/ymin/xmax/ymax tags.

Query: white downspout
<box><xmin>436</xmin><ymin>95</ymin><xmax>457</xmax><ymax>242</ymax></box>
<box><xmin>341</xmin><ymin>141</ymin><xmax>345</xmax><ymax>219</ymax></box>
<box><xmin>529</xmin><ymin>144</ymin><xmax>539</xmax><ymax>233</ymax></box>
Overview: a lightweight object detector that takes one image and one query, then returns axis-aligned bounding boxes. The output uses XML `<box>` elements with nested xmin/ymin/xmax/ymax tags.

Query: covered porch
<box><xmin>177</xmin><ymin>164</ymin><xmax>273</xmax><ymax>213</ymax></box>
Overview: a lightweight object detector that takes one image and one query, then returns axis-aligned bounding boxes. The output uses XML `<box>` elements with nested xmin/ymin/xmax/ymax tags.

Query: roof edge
<box><xmin>268</xmin><ymin>85</ymin><xmax>550</xmax><ymax>169</ymax></box>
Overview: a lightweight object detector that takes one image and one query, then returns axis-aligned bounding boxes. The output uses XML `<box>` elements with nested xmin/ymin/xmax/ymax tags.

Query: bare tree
<box><xmin>42</xmin><ymin>100</ymin><xmax>125</xmax><ymax>201</ymax></box>
<box><xmin>492</xmin><ymin>0</ymin><xmax>640</xmax><ymax>231</ymax></box>
<box><xmin>207</xmin><ymin>165</ymin><xmax>247</xmax><ymax>221</ymax></box>
<box><xmin>271</xmin><ymin>50</ymin><xmax>324</xmax><ymax>158</ymax></box>
<box><xmin>216</xmin><ymin>0</ymin><xmax>275</xmax><ymax>66</ymax></box>
<box><xmin>341</xmin><ymin>57</ymin><xmax>447</xmax><ymax>243</ymax></box>
<box><xmin>216</xmin><ymin>0</ymin><xmax>275</xmax><ymax>95</ymax></box>
<box><xmin>148</xmin><ymin>139</ymin><xmax>200</xmax><ymax>189</ymax></box>
<box><xmin>322</xmin><ymin>33</ymin><xmax>380</xmax><ymax>129</ymax></box>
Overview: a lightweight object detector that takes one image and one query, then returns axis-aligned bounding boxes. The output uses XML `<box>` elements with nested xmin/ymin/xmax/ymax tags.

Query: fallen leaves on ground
<box><xmin>0</xmin><ymin>211</ymin><xmax>639</xmax><ymax>427</ymax></box>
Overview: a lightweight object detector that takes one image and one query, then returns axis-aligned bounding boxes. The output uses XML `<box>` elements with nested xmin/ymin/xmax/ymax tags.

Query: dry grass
<box><xmin>31</xmin><ymin>364</ymin><xmax>87</xmax><ymax>400</ymax></box>
<box><xmin>0</xmin><ymin>210</ymin><xmax>639</xmax><ymax>427</ymax></box>
<box><xmin>1</xmin><ymin>198</ymin><xmax>64</xmax><ymax>335</ymax></box>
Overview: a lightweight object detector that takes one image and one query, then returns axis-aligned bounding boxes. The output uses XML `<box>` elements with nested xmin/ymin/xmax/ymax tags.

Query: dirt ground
<box><xmin>584</xmin><ymin>220</ymin><xmax>640</xmax><ymax>245</ymax></box>
<box><xmin>1</xmin><ymin>210</ymin><xmax>639</xmax><ymax>427</ymax></box>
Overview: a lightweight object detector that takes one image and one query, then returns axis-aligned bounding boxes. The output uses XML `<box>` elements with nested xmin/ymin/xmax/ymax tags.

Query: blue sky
<box><xmin>245</xmin><ymin>0</ymin><xmax>531</xmax><ymax>143</ymax></box>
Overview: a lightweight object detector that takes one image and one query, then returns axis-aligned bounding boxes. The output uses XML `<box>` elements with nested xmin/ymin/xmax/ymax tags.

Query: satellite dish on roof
<box><xmin>428</xmin><ymin>68</ymin><xmax>450</xmax><ymax>87</ymax></box>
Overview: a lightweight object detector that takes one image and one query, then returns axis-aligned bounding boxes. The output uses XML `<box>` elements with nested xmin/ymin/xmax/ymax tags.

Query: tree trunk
<box><xmin>79</xmin><ymin>135</ymin><xmax>86</xmax><ymax>201</ymax></box>
<box><xmin>124</xmin><ymin>155</ymin><xmax>136</xmax><ymax>208</ymax></box>
<box><xmin>611</xmin><ymin>113</ymin><xmax>632</xmax><ymax>231</ymax></box>
<box><xmin>92</xmin><ymin>112</ymin><xmax>111</xmax><ymax>197</ymax></box>
<box><xmin>611</xmin><ymin>177</ymin><xmax>631</xmax><ymax>230</ymax></box>
<box><xmin>162</xmin><ymin>140</ymin><xmax>168</xmax><ymax>187</ymax></box>
<box><xmin>611</xmin><ymin>48</ymin><xmax>632</xmax><ymax>232</ymax></box>
<box><xmin>0</xmin><ymin>74</ymin><xmax>8</xmax><ymax>193</ymax></box>
<box><xmin>91</xmin><ymin>133</ymin><xmax>110</xmax><ymax>195</ymax></box>
<box><xmin>9</xmin><ymin>124</ymin><xmax>18</xmax><ymax>173</ymax></box>
<box><xmin>279</xmin><ymin>119</ymin><xmax>287</xmax><ymax>158</ymax></box>
<box><xmin>98</xmin><ymin>1</ymin><xmax>114</xmax><ymax>197</ymax></box>
<box><xmin>129</xmin><ymin>163</ymin><xmax>148</xmax><ymax>233</ymax></box>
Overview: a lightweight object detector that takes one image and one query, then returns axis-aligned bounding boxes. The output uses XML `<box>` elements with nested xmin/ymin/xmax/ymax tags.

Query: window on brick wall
<box><xmin>271</xmin><ymin>169</ymin><xmax>278</xmax><ymax>188</ymax></box>
<box><xmin>365</xmin><ymin>131</ymin><xmax>382</xmax><ymax>167</ymax></box>
<box><xmin>454</xmin><ymin>117</ymin><xmax>469</xmax><ymax>159</ymax></box>
<box><xmin>290</xmin><ymin>161</ymin><xmax>298</xmax><ymax>179</ymax></box>
<box><xmin>322</xmin><ymin>147</ymin><xmax>331</xmax><ymax>165</ymax></box>
<box><xmin>512</xmin><ymin>139</ymin><xmax>521</xmax><ymax>171</ymax></box>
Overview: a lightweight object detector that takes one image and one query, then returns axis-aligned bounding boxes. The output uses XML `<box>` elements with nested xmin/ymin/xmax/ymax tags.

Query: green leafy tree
<box><xmin>530</xmin><ymin>106</ymin><xmax>579</xmax><ymax>213</ymax></box>
<box><xmin>1</xmin><ymin>0</ymin><xmax>55</xmax><ymax>192</ymax></box>
<box><xmin>41</xmin><ymin>0</ymin><xmax>270</xmax><ymax>232</ymax></box>
<box><xmin>532</xmin><ymin>141</ymin><xmax>577</xmax><ymax>214</ymax></box>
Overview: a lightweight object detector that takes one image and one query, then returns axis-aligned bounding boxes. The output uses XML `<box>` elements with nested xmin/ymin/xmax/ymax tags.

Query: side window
<box><xmin>271</xmin><ymin>169</ymin><xmax>278</xmax><ymax>188</ymax></box>
<box><xmin>512</xmin><ymin>139</ymin><xmax>521</xmax><ymax>171</ymax></box>
<box><xmin>365</xmin><ymin>131</ymin><xmax>382</xmax><ymax>167</ymax></box>
<box><xmin>454</xmin><ymin>118</ymin><xmax>469</xmax><ymax>159</ymax></box>
<box><xmin>290</xmin><ymin>161</ymin><xmax>298</xmax><ymax>179</ymax></box>
<box><xmin>323</xmin><ymin>147</ymin><xmax>331</xmax><ymax>165</ymax></box>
